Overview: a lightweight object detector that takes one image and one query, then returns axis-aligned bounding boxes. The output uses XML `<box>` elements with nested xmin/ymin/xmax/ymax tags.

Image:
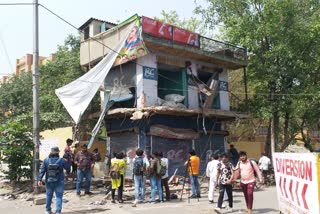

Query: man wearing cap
<box><xmin>74</xmin><ymin>144</ymin><xmax>95</xmax><ymax>196</ymax></box>
<box><xmin>184</xmin><ymin>149</ymin><xmax>201</xmax><ymax>198</ymax></box>
<box><xmin>38</xmin><ymin>147</ymin><xmax>70</xmax><ymax>214</ymax></box>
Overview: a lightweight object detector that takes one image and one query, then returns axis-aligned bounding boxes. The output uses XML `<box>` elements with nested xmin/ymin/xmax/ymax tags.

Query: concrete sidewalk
<box><xmin>0</xmin><ymin>186</ymin><xmax>279</xmax><ymax>214</ymax></box>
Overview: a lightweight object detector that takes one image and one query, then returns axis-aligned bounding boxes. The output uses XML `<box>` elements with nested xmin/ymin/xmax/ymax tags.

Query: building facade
<box><xmin>79</xmin><ymin>15</ymin><xmax>248</xmax><ymax>176</ymax></box>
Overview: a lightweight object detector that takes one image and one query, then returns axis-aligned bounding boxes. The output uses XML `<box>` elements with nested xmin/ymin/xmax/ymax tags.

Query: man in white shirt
<box><xmin>206</xmin><ymin>154</ymin><xmax>219</xmax><ymax>203</ymax></box>
<box><xmin>258</xmin><ymin>153</ymin><xmax>271</xmax><ymax>181</ymax></box>
<box><xmin>159</xmin><ymin>152</ymin><xmax>170</xmax><ymax>201</ymax></box>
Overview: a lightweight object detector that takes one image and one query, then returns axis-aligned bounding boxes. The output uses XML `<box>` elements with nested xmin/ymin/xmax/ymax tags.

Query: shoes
<box><xmin>189</xmin><ymin>194</ymin><xmax>197</xmax><ymax>198</ymax></box>
<box><xmin>118</xmin><ymin>200</ymin><xmax>123</xmax><ymax>203</ymax></box>
<box><xmin>45</xmin><ymin>211</ymin><xmax>53</xmax><ymax>214</ymax></box>
<box><xmin>209</xmin><ymin>200</ymin><xmax>214</xmax><ymax>204</ymax></box>
<box><xmin>149</xmin><ymin>201</ymin><xmax>156</xmax><ymax>204</ymax></box>
<box><xmin>214</xmin><ymin>208</ymin><xmax>221</xmax><ymax>213</ymax></box>
<box><xmin>226</xmin><ymin>207</ymin><xmax>233</xmax><ymax>213</ymax></box>
<box><xmin>56</xmin><ymin>213</ymin><xmax>61</xmax><ymax>214</ymax></box>
<box><xmin>76</xmin><ymin>192</ymin><xmax>81</xmax><ymax>197</ymax></box>
<box><xmin>132</xmin><ymin>203</ymin><xmax>137</xmax><ymax>207</ymax></box>
<box><xmin>111</xmin><ymin>200</ymin><xmax>116</xmax><ymax>203</ymax></box>
<box><xmin>216</xmin><ymin>204</ymin><xmax>226</xmax><ymax>208</ymax></box>
<box><xmin>84</xmin><ymin>191</ymin><xmax>93</xmax><ymax>195</ymax></box>
<box><xmin>197</xmin><ymin>194</ymin><xmax>201</xmax><ymax>198</ymax></box>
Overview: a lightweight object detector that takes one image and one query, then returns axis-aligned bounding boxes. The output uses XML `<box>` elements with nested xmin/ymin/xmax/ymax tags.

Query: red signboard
<box><xmin>173</xmin><ymin>26</ymin><xmax>200</xmax><ymax>48</ymax></box>
<box><xmin>142</xmin><ymin>16</ymin><xmax>199</xmax><ymax>47</ymax></box>
<box><xmin>142</xmin><ymin>16</ymin><xmax>158</xmax><ymax>36</ymax></box>
<box><xmin>157</xmin><ymin>21</ymin><xmax>173</xmax><ymax>40</ymax></box>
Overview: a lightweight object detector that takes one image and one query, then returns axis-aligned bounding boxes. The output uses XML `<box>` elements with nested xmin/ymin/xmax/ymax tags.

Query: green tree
<box><xmin>196</xmin><ymin>0</ymin><xmax>320</xmax><ymax>152</ymax></box>
<box><xmin>0</xmin><ymin>35</ymin><xmax>85</xmax><ymax>130</ymax></box>
<box><xmin>0</xmin><ymin>121</ymin><xmax>33</xmax><ymax>181</ymax></box>
<box><xmin>155</xmin><ymin>10</ymin><xmax>210</xmax><ymax>36</ymax></box>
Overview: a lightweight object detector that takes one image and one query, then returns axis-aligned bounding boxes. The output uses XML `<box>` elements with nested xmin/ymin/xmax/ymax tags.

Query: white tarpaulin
<box><xmin>55</xmin><ymin>21</ymin><xmax>135</xmax><ymax>123</ymax></box>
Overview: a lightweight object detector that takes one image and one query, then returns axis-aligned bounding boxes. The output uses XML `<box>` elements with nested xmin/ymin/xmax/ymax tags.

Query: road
<box><xmin>0</xmin><ymin>186</ymin><xmax>279</xmax><ymax>214</ymax></box>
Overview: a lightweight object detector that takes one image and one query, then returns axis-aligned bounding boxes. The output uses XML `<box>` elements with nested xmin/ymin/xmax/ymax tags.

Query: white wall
<box><xmin>188</xmin><ymin>61</ymin><xmax>199</xmax><ymax>109</ymax></box>
<box><xmin>136</xmin><ymin>54</ymin><xmax>158</xmax><ymax>108</ymax></box>
<box><xmin>219</xmin><ymin>68</ymin><xmax>230</xmax><ymax>110</ymax></box>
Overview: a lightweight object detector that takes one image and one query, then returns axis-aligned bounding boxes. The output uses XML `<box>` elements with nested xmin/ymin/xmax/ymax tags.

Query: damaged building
<box><xmin>77</xmin><ymin>15</ymin><xmax>248</xmax><ymax>176</ymax></box>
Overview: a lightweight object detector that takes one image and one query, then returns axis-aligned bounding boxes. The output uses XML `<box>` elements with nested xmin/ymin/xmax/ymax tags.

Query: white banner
<box><xmin>273</xmin><ymin>153</ymin><xmax>320</xmax><ymax>214</ymax></box>
<box><xmin>55</xmin><ymin>21</ymin><xmax>135</xmax><ymax>124</ymax></box>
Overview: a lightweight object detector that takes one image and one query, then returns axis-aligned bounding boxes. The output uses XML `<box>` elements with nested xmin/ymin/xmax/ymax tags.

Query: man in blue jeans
<box><xmin>38</xmin><ymin>146</ymin><xmax>70</xmax><ymax>214</ymax></box>
<box><xmin>149</xmin><ymin>152</ymin><xmax>163</xmax><ymax>204</ymax></box>
<box><xmin>74</xmin><ymin>144</ymin><xmax>95</xmax><ymax>196</ymax></box>
<box><xmin>132</xmin><ymin>149</ymin><xmax>149</xmax><ymax>206</ymax></box>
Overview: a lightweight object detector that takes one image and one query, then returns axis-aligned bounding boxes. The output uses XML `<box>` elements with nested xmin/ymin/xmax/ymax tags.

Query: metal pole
<box><xmin>32</xmin><ymin>0</ymin><xmax>40</xmax><ymax>194</ymax></box>
<box><xmin>243</xmin><ymin>66</ymin><xmax>248</xmax><ymax>111</ymax></box>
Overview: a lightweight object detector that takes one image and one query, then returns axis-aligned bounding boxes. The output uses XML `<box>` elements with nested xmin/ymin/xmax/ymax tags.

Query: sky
<box><xmin>0</xmin><ymin>0</ymin><xmax>207</xmax><ymax>76</ymax></box>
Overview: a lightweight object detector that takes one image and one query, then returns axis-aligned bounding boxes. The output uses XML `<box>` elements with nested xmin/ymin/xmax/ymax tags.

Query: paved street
<box><xmin>0</xmin><ymin>186</ymin><xmax>279</xmax><ymax>214</ymax></box>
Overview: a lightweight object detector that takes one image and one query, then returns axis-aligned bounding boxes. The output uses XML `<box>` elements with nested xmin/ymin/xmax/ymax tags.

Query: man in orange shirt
<box><xmin>184</xmin><ymin>149</ymin><xmax>201</xmax><ymax>198</ymax></box>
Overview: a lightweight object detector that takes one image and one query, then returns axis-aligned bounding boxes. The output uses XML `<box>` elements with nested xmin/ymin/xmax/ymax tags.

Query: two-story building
<box><xmin>79</xmin><ymin>15</ymin><xmax>248</xmax><ymax>176</ymax></box>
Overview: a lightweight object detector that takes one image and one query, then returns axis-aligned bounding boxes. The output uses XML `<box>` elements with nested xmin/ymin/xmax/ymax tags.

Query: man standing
<box><xmin>132</xmin><ymin>149</ymin><xmax>149</xmax><ymax>206</ymax></box>
<box><xmin>233</xmin><ymin>151</ymin><xmax>263</xmax><ymax>214</ymax></box>
<box><xmin>215</xmin><ymin>153</ymin><xmax>233</xmax><ymax>213</ymax></box>
<box><xmin>229</xmin><ymin>144</ymin><xmax>239</xmax><ymax>166</ymax></box>
<box><xmin>206</xmin><ymin>154</ymin><xmax>219</xmax><ymax>203</ymax></box>
<box><xmin>110</xmin><ymin>152</ymin><xmax>127</xmax><ymax>203</ymax></box>
<box><xmin>258</xmin><ymin>153</ymin><xmax>271</xmax><ymax>182</ymax></box>
<box><xmin>38</xmin><ymin>147</ymin><xmax>70</xmax><ymax>214</ymax></box>
<box><xmin>159</xmin><ymin>152</ymin><xmax>170</xmax><ymax>202</ymax></box>
<box><xmin>74</xmin><ymin>144</ymin><xmax>95</xmax><ymax>196</ymax></box>
<box><xmin>149</xmin><ymin>151</ymin><xmax>163</xmax><ymax>204</ymax></box>
<box><xmin>184</xmin><ymin>149</ymin><xmax>201</xmax><ymax>198</ymax></box>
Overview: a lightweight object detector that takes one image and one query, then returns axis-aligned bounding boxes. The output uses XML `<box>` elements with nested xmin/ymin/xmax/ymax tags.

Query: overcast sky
<box><xmin>0</xmin><ymin>0</ymin><xmax>207</xmax><ymax>75</ymax></box>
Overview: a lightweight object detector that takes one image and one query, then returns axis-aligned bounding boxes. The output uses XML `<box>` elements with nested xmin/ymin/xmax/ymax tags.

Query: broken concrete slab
<box><xmin>33</xmin><ymin>197</ymin><xmax>46</xmax><ymax>205</ymax></box>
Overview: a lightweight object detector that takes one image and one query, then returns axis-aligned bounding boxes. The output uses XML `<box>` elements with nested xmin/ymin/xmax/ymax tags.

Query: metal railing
<box><xmin>199</xmin><ymin>36</ymin><xmax>247</xmax><ymax>62</ymax></box>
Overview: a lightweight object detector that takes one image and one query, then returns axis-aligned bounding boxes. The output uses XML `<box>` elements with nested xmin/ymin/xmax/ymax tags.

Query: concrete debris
<box><xmin>89</xmin><ymin>200</ymin><xmax>106</xmax><ymax>205</ymax></box>
<box><xmin>33</xmin><ymin>197</ymin><xmax>46</xmax><ymax>205</ymax></box>
<box><xmin>164</xmin><ymin>94</ymin><xmax>185</xmax><ymax>103</ymax></box>
<box><xmin>130</xmin><ymin>111</ymin><xmax>146</xmax><ymax>120</ymax></box>
<box><xmin>284</xmin><ymin>144</ymin><xmax>310</xmax><ymax>153</ymax></box>
<box><xmin>3</xmin><ymin>194</ymin><xmax>16</xmax><ymax>200</ymax></box>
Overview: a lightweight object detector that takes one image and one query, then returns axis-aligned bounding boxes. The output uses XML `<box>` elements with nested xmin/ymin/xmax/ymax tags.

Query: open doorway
<box><xmin>157</xmin><ymin>63</ymin><xmax>188</xmax><ymax>107</ymax></box>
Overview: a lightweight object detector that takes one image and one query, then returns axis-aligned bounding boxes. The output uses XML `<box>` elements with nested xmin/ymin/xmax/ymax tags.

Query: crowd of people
<box><xmin>38</xmin><ymin>140</ymin><xmax>272</xmax><ymax>214</ymax></box>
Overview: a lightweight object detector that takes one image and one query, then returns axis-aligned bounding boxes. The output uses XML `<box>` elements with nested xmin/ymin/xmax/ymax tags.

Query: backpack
<box><xmin>157</xmin><ymin>160</ymin><xmax>167</xmax><ymax>177</ymax></box>
<box><xmin>249</xmin><ymin>159</ymin><xmax>258</xmax><ymax>177</ymax></box>
<box><xmin>133</xmin><ymin>157</ymin><xmax>144</xmax><ymax>176</ymax></box>
<box><xmin>109</xmin><ymin>162</ymin><xmax>120</xmax><ymax>179</ymax></box>
<box><xmin>47</xmin><ymin>158</ymin><xmax>62</xmax><ymax>183</ymax></box>
<box><xmin>238</xmin><ymin>159</ymin><xmax>257</xmax><ymax>177</ymax></box>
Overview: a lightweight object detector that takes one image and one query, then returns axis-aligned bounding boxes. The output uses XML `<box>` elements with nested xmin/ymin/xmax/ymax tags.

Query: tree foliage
<box><xmin>196</xmin><ymin>0</ymin><xmax>320</xmax><ymax>151</ymax></box>
<box><xmin>155</xmin><ymin>10</ymin><xmax>210</xmax><ymax>36</ymax></box>
<box><xmin>0</xmin><ymin>121</ymin><xmax>33</xmax><ymax>181</ymax></box>
<box><xmin>0</xmin><ymin>35</ymin><xmax>84</xmax><ymax>130</ymax></box>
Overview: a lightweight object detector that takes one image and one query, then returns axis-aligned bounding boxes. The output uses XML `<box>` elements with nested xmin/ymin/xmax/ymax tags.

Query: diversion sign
<box><xmin>273</xmin><ymin>153</ymin><xmax>320</xmax><ymax>214</ymax></box>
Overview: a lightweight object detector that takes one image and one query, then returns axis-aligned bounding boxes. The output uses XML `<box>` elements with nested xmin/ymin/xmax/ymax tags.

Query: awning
<box><xmin>148</xmin><ymin>124</ymin><xmax>199</xmax><ymax>140</ymax></box>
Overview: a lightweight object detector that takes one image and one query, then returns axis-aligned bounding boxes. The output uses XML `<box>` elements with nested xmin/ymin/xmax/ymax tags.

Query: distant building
<box><xmin>15</xmin><ymin>53</ymin><xmax>55</xmax><ymax>75</ymax></box>
<box><xmin>0</xmin><ymin>75</ymin><xmax>8</xmax><ymax>84</ymax></box>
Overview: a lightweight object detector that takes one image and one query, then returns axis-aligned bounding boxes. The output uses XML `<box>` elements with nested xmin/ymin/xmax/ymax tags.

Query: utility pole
<box><xmin>32</xmin><ymin>0</ymin><xmax>40</xmax><ymax>194</ymax></box>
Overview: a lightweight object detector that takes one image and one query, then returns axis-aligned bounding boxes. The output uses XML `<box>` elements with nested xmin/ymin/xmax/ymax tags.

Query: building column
<box><xmin>136</xmin><ymin>54</ymin><xmax>158</xmax><ymax>108</ymax></box>
<box><xmin>219</xmin><ymin>68</ymin><xmax>230</xmax><ymax>111</ymax></box>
